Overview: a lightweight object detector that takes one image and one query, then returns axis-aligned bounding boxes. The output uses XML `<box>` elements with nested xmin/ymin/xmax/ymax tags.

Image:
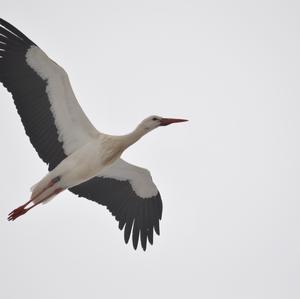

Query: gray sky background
<box><xmin>1</xmin><ymin>1</ymin><xmax>300</xmax><ymax>298</ymax></box>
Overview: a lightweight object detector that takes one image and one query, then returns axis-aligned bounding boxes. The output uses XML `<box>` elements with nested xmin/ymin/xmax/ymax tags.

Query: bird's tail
<box><xmin>30</xmin><ymin>175</ymin><xmax>62</xmax><ymax>205</ymax></box>
<box><xmin>30</xmin><ymin>182</ymin><xmax>38</xmax><ymax>192</ymax></box>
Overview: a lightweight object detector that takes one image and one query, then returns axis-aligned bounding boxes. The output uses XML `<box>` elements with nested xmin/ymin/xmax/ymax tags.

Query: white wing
<box><xmin>99</xmin><ymin>159</ymin><xmax>158</xmax><ymax>198</ymax></box>
<box><xmin>26</xmin><ymin>46</ymin><xmax>99</xmax><ymax>154</ymax></box>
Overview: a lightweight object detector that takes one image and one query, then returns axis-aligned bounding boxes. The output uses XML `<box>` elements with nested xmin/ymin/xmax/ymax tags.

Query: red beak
<box><xmin>159</xmin><ymin>118</ymin><xmax>188</xmax><ymax>126</ymax></box>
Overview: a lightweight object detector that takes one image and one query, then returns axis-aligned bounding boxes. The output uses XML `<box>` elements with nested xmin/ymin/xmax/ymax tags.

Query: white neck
<box><xmin>123</xmin><ymin>124</ymin><xmax>148</xmax><ymax>147</ymax></box>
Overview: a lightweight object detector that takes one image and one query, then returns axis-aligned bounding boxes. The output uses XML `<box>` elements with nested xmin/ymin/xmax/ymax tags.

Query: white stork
<box><xmin>0</xmin><ymin>19</ymin><xmax>187</xmax><ymax>251</ymax></box>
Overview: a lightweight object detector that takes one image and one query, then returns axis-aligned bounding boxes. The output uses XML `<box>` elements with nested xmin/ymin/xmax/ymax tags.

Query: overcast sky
<box><xmin>1</xmin><ymin>1</ymin><xmax>300</xmax><ymax>298</ymax></box>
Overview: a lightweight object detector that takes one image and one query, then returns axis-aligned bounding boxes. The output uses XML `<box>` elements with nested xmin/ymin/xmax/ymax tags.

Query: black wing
<box><xmin>0</xmin><ymin>18</ymin><xmax>66</xmax><ymax>169</ymax></box>
<box><xmin>70</xmin><ymin>159</ymin><xmax>163</xmax><ymax>251</ymax></box>
<box><xmin>0</xmin><ymin>18</ymin><xmax>98</xmax><ymax>170</ymax></box>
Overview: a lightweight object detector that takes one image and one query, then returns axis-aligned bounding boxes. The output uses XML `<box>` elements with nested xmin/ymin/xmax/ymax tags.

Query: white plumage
<box><xmin>100</xmin><ymin>159</ymin><xmax>158</xmax><ymax>198</ymax></box>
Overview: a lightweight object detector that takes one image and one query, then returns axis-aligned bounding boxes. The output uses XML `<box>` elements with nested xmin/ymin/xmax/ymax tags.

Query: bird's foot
<box><xmin>7</xmin><ymin>185</ymin><xmax>64</xmax><ymax>221</ymax></box>
<box><xmin>8</xmin><ymin>205</ymin><xmax>28</xmax><ymax>221</ymax></box>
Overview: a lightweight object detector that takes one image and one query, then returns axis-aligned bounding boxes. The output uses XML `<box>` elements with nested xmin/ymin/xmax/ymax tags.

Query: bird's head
<box><xmin>139</xmin><ymin>115</ymin><xmax>188</xmax><ymax>132</ymax></box>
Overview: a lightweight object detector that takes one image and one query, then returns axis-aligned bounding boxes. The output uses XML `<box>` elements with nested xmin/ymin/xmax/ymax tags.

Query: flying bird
<box><xmin>0</xmin><ymin>19</ymin><xmax>187</xmax><ymax>250</ymax></box>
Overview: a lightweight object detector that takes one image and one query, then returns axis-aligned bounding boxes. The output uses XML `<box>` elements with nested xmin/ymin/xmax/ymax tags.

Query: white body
<box><xmin>52</xmin><ymin>134</ymin><xmax>126</xmax><ymax>188</ymax></box>
<box><xmin>31</xmin><ymin>122</ymin><xmax>158</xmax><ymax>204</ymax></box>
<box><xmin>26</xmin><ymin>45</ymin><xmax>160</xmax><ymax>203</ymax></box>
<box><xmin>32</xmin><ymin>134</ymin><xmax>124</xmax><ymax>202</ymax></box>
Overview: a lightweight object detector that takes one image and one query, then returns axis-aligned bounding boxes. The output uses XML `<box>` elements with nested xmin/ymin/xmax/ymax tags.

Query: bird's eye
<box><xmin>152</xmin><ymin>117</ymin><xmax>158</xmax><ymax>121</ymax></box>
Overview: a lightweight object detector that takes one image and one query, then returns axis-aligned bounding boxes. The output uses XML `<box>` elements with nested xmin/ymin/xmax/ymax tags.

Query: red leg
<box><xmin>7</xmin><ymin>177</ymin><xmax>60</xmax><ymax>221</ymax></box>
<box><xmin>8</xmin><ymin>186</ymin><xmax>63</xmax><ymax>221</ymax></box>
